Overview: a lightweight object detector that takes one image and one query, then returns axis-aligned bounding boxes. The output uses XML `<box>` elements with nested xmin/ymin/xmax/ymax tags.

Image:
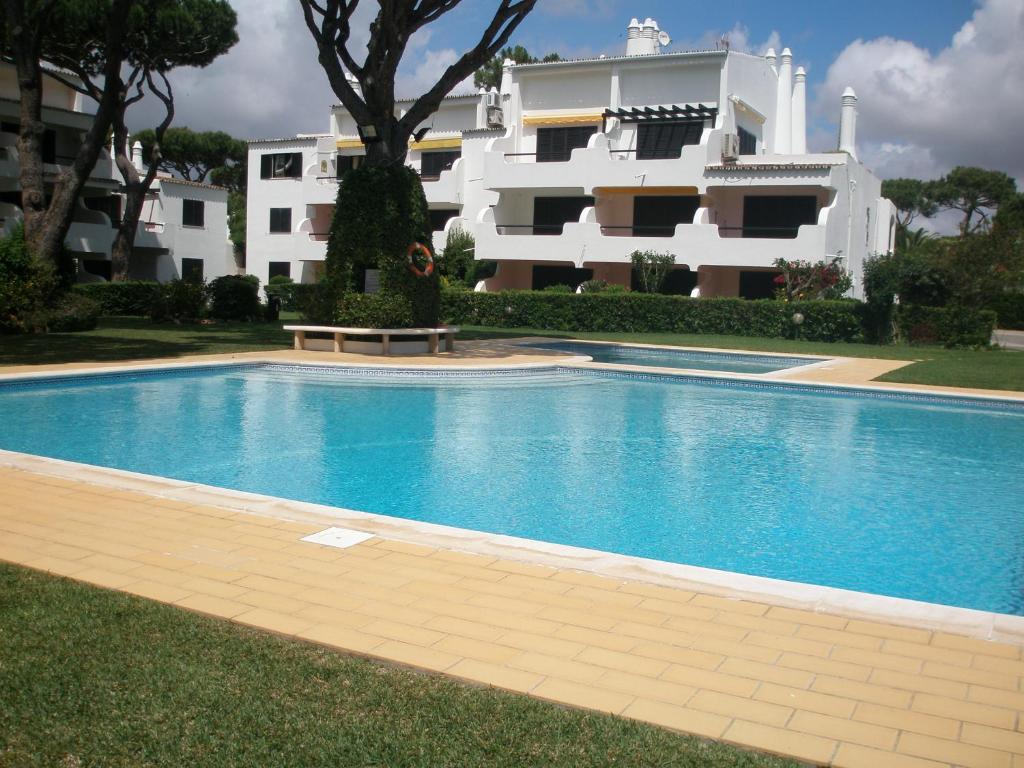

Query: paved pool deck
<box><xmin>1</xmin><ymin>342</ymin><xmax>1023</xmax><ymax>767</ymax></box>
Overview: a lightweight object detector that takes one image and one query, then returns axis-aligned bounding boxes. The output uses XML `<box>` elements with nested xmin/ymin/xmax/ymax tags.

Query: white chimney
<box><xmin>838</xmin><ymin>86</ymin><xmax>858</xmax><ymax>159</ymax></box>
<box><xmin>773</xmin><ymin>48</ymin><xmax>793</xmax><ymax>154</ymax></box>
<box><xmin>476</xmin><ymin>86</ymin><xmax>488</xmax><ymax>129</ymax></box>
<box><xmin>765</xmin><ymin>47</ymin><xmax>777</xmax><ymax>74</ymax></box>
<box><xmin>791</xmin><ymin>66</ymin><xmax>807</xmax><ymax>154</ymax></box>
<box><xmin>626</xmin><ymin>17</ymin><xmax>664</xmax><ymax>56</ymax></box>
<box><xmin>499</xmin><ymin>58</ymin><xmax>514</xmax><ymax>97</ymax></box>
<box><xmin>625</xmin><ymin>17</ymin><xmax>643</xmax><ymax>55</ymax></box>
<box><xmin>131</xmin><ymin>140</ymin><xmax>144</xmax><ymax>173</ymax></box>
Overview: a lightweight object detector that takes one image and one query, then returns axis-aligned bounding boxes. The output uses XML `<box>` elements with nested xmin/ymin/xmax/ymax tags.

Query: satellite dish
<box><xmin>658</xmin><ymin>31</ymin><xmax>671</xmax><ymax>47</ymax></box>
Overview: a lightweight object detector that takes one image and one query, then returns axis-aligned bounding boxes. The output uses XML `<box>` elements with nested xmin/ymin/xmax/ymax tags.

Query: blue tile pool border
<box><xmin>0</xmin><ymin>360</ymin><xmax>1021</xmax><ymax>414</ymax></box>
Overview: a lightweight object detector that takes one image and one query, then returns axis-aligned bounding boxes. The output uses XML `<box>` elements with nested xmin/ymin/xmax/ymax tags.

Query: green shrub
<box><xmin>897</xmin><ymin>305</ymin><xmax>997</xmax><ymax>347</ymax></box>
<box><xmin>985</xmin><ymin>293</ymin><xmax>1024</xmax><ymax>330</ymax></box>
<box><xmin>150</xmin><ymin>279</ymin><xmax>208</xmax><ymax>322</ymax></box>
<box><xmin>208</xmin><ymin>275</ymin><xmax>262</xmax><ymax>321</ymax></box>
<box><xmin>268</xmin><ymin>274</ymin><xmax>294</xmax><ymax>285</ymax></box>
<box><xmin>34</xmin><ymin>292</ymin><xmax>101</xmax><ymax>332</ymax></box>
<box><xmin>72</xmin><ymin>281</ymin><xmax>161</xmax><ymax>316</ymax></box>
<box><xmin>336</xmin><ymin>292</ymin><xmax>415</xmax><ymax>327</ymax></box>
<box><xmin>290</xmin><ymin>283</ymin><xmax>338</xmax><ymax>324</ymax></box>
<box><xmin>442</xmin><ymin>290</ymin><xmax>863</xmax><ymax>342</ymax></box>
<box><xmin>630</xmin><ymin>250</ymin><xmax>676</xmax><ymax>293</ymax></box>
<box><xmin>436</xmin><ymin>227</ymin><xmax>475</xmax><ymax>287</ymax></box>
<box><xmin>327</xmin><ymin>164</ymin><xmax>439</xmax><ymax>325</ymax></box>
<box><xmin>264</xmin><ymin>282</ymin><xmax>299</xmax><ymax>311</ymax></box>
<box><xmin>1</xmin><ymin>225</ymin><xmax>49</xmax><ymax>333</ymax></box>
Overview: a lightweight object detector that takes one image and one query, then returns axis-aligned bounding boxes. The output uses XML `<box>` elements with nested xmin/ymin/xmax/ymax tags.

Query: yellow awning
<box><xmin>335</xmin><ymin>138</ymin><xmax>364</xmax><ymax>150</ymax></box>
<box><xmin>522</xmin><ymin>112</ymin><xmax>604</xmax><ymax>126</ymax></box>
<box><xmin>595</xmin><ymin>186</ymin><xmax>701</xmax><ymax>197</ymax></box>
<box><xmin>410</xmin><ymin>137</ymin><xmax>462</xmax><ymax>150</ymax></box>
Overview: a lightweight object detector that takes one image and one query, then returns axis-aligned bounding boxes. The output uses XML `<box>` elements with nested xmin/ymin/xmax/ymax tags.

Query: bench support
<box><xmin>381</xmin><ymin>335</ymin><xmax>390</xmax><ymax>356</ymax></box>
<box><xmin>293</xmin><ymin>330</ymin><xmax>306</xmax><ymax>351</ymax></box>
<box><xmin>333</xmin><ymin>332</ymin><xmax>344</xmax><ymax>353</ymax></box>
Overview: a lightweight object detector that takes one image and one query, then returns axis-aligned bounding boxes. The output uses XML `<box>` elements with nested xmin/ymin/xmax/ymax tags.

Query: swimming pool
<box><xmin>1</xmin><ymin>363</ymin><xmax>1022</xmax><ymax>615</ymax></box>
<box><xmin>524</xmin><ymin>341</ymin><xmax>822</xmax><ymax>374</ymax></box>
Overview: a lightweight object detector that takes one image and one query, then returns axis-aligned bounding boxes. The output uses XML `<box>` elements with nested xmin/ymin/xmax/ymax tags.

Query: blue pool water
<box><xmin>1</xmin><ymin>364</ymin><xmax>1022</xmax><ymax>615</ymax></box>
<box><xmin>527</xmin><ymin>341</ymin><xmax>820</xmax><ymax>373</ymax></box>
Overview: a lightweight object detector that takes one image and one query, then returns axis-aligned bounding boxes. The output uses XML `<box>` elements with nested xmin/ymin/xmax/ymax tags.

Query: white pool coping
<box><xmin>1</xmin><ymin>357</ymin><xmax>1023</xmax><ymax>647</ymax></box>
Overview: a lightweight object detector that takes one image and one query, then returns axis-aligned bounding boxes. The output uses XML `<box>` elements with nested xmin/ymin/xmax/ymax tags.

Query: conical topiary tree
<box><xmin>326</xmin><ymin>164</ymin><xmax>440</xmax><ymax>327</ymax></box>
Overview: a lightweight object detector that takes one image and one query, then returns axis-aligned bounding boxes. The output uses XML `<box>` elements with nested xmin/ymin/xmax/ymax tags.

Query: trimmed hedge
<box><xmin>265</xmin><ymin>282</ymin><xmax>300</xmax><ymax>311</ymax></box>
<box><xmin>897</xmin><ymin>305</ymin><xmax>997</xmax><ymax>347</ymax></box>
<box><xmin>441</xmin><ymin>290</ymin><xmax>864</xmax><ymax>342</ymax></box>
<box><xmin>985</xmin><ymin>293</ymin><xmax>1024</xmax><ymax>330</ymax></box>
<box><xmin>72</xmin><ymin>281</ymin><xmax>161</xmax><ymax>316</ymax></box>
<box><xmin>289</xmin><ymin>283</ymin><xmax>414</xmax><ymax>327</ymax></box>
<box><xmin>208</xmin><ymin>275</ymin><xmax>261</xmax><ymax>321</ymax></box>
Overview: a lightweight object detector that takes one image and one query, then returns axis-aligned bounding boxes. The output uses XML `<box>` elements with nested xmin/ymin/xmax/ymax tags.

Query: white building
<box><xmin>245</xmin><ymin>18</ymin><xmax>896</xmax><ymax>299</ymax></box>
<box><xmin>0</xmin><ymin>62</ymin><xmax>236</xmax><ymax>283</ymax></box>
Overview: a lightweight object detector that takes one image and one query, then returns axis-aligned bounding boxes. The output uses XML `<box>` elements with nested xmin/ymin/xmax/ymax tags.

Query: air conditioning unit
<box><xmin>722</xmin><ymin>133</ymin><xmax>740</xmax><ymax>161</ymax></box>
<box><xmin>486</xmin><ymin>105</ymin><xmax>504</xmax><ymax>128</ymax></box>
<box><xmin>484</xmin><ymin>90</ymin><xmax>500</xmax><ymax>108</ymax></box>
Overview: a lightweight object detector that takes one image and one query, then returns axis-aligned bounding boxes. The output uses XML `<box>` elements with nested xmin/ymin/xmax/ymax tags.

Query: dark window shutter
<box><xmin>260</xmin><ymin>154</ymin><xmax>272</xmax><ymax>179</ymax></box>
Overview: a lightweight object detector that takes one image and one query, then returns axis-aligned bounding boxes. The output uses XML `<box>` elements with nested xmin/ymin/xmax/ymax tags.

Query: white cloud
<box><xmin>125</xmin><ymin>0</ymin><xmax>476</xmax><ymax>141</ymax></box>
<box><xmin>817</xmin><ymin>0</ymin><xmax>1024</xmax><ymax>183</ymax></box>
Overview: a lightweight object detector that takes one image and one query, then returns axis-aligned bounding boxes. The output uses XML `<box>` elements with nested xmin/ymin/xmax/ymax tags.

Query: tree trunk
<box><xmin>110</xmin><ymin>78</ymin><xmax>173</xmax><ymax>281</ymax></box>
<box><xmin>7</xmin><ymin>0</ymin><xmax>133</xmax><ymax>267</ymax></box>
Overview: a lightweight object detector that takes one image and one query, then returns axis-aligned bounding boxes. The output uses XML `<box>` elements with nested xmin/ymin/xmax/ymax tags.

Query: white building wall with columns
<box><xmin>243</xmin><ymin>17</ymin><xmax>895</xmax><ymax>300</ymax></box>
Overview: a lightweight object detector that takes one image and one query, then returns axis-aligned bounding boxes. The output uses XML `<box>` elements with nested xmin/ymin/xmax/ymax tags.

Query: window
<box><xmin>182</xmin><ymin>199</ymin><xmax>205</xmax><ymax>228</ymax></box>
<box><xmin>269</xmin><ymin>208</ymin><xmax>292</xmax><ymax>233</ymax></box>
<box><xmin>420</xmin><ymin>150</ymin><xmax>461</xmax><ymax>179</ymax></box>
<box><xmin>268</xmin><ymin>262</ymin><xmax>291</xmax><ymax>280</ymax></box>
<box><xmin>181</xmin><ymin>258</ymin><xmax>204</xmax><ymax>282</ymax></box>
<box><xmin>632</xmin><ymin>196</ymin><xmax>700</xmax><ymax>237</ymax></box>
<box><xmin>536</xmin><ymin>126</ymin><xmax>596</xmax><ymax>163</ymax></box>
<box><xmin>429</xmin><ymin>209</ymin><xmax>459</xmax><ymax>232</ymax></box>
<box><xmin>739</xmin><ymin>270</ymin><xmax>782</xmax><ymax>299</ymax></box>
<box><xmin>738</xmin><ymin>126</ymin><xmax>757</xmax><ymax>155</ymax></box>
<box><xmin>260</xmin><ymin>152</ymin><xmax>302</xmax><ymax>179</ymax></box>
<box><xmin>532</xmin><ymin>196</ymin><xmax>594</xmax><ymax>235</ymax></box>
<box><xmin>532</xmin><ymin>265</ymin><xmax>593</xmax><ymax>290</ymax></box>
<box><xmin>82</xmin><ymin>259</ymin><xmax>111</xmax><ymax>281</ymax></box>
<box><xmin>336</xmin><ymin>154</ymin><xmax>364</xmax><ymax>178</ymax></box>
<box><xmin>630</xmin><ymin>268</ymin><xmax>697</xmax><ymax>295</ymax></box>
<box><xmin>742</xmin><ymin>196</ymin><xmax>818</xmax><ymax>239</ymax></box>
<box><xmin>636</xmin><ymin>121</ymin><xmax>704</xmax><ymax>159</ymax></box>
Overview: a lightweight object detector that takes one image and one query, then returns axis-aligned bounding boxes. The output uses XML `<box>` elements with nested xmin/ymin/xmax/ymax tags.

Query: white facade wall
<box><xmin>245</xmin><ymin>137</ymin><xmax>324</xmax><ymax>287</ymax></box>
<box><xmin>245</xmin><ymin>37</ymin><xmax>895</xmax><ymax>299</ymax></box>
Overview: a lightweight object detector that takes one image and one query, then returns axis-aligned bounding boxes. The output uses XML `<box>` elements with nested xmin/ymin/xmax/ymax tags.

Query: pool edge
<box><xmin>2</xmin><ymin>446</ymin><xmax>1021</xmax><ymax>648</ymax></box>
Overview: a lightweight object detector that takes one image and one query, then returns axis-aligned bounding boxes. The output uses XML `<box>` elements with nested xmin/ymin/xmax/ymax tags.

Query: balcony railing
<box><xmin>495</xmin><ymin>223</ymin><xmax>569</xmax><ymax>236</ymax></box>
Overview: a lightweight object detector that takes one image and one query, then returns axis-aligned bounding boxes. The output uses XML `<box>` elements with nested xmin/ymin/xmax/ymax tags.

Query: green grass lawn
<box><xmin>0</xmin><ymin>317</ymin><xmax>1020</xmax><ymax>391</ymax></box>
<box><xmin>0</xmin><ymin>316</ymin><xmax>293</xmax><ymax>366</ymax></box>
<box><xmin>0</xmin><ymin>563</ymin><xmax>794</xmax><ymax>768</ymax></box>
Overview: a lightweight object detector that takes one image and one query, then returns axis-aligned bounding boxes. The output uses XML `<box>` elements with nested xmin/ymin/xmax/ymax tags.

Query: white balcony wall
<box><xmin>477</xmin><ymin>204</ymin><xmax>828</xmax><ymax>270</ymax></box>
<box><xmin>484</xmin><ymin>130</ymin><xmax>724</xmax><ymax>193</ymax></box>
<box><xmin>422</xmin><ymin>157</ymin><xmax>464</xmax><ymax>206</ymax></box>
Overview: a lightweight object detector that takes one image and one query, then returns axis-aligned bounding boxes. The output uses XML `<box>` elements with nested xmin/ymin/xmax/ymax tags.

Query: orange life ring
<box><xmin>407</xmin><ymin>241</ymin><xmax>434</xmax><ymax>277</ymax></box>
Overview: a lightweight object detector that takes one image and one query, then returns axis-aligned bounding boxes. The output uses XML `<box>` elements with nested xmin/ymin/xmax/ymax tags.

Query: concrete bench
<box><xmin>284</xmin><ymin>325</ymin><xmax>459</xmax><ymax>355</ymax></box>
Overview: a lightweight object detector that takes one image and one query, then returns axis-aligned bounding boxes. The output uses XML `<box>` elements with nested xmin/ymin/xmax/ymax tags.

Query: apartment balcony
<box><xmin>296</xmin><ymin>217</ymin><xmax>328</xmax><ymax>262</ymax></box>
<box><xmin>64</xmin><ymin>205</ymin><xmax>115</xmax><ymax>255</ymax></box>
<box><xmin>302</xmin><ymin>149</ymin><xmax>339</xmax><ymax>205</ymax></box>
<box><xmin>482</xmin><ymin>129</ymin><xmax>718</xmax><ymax>194</ymax></box>
<box><xmin>474</xmin><ymin>205</ymin><xmax>829</xmax><ymax>269</ymax></box>
<box><xmin>0</xmin><ymin>132</ymin><xmax>120</xmax><ymax>188</ymax></box>
<box><xmin>134</xmin><ymin>220</ymin><xmax>172</xmax><ymax>251</ymax></box>
<box><xmin>420</xmin><ymin>158</ymin><xmax>463</xmax><ymax>206</ymax></box>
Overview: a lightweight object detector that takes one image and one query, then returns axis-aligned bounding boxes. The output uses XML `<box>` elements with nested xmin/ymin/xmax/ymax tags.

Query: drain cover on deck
<box><xmin>301</xmin><ymin>527</ymin><xmax>375</xmax><ymax>549</ymax></box>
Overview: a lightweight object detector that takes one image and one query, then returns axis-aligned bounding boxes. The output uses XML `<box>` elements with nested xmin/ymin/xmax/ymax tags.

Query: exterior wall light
<box><xmin>791</xmin><ymin>312</ymin><xmax>805</xmax><ymax>326</ymax></box>
<box><xmin>357</xmin><ymin>124</ymin><xmax>380</xmax><ymax>143</ymax></box>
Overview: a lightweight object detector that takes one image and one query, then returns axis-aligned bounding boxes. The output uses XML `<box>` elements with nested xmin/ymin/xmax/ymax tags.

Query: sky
<box><xmin>127</xmin><ymin>0</ymin><xmax>1024</xmax><ymax>185</ymax></box>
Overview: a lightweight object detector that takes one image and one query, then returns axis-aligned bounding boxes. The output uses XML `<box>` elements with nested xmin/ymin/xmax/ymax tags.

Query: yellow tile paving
<box><xmin>1</xmin><ymin>464</ymin><xmax>1022</xmax><ymax>768</ymax></box>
